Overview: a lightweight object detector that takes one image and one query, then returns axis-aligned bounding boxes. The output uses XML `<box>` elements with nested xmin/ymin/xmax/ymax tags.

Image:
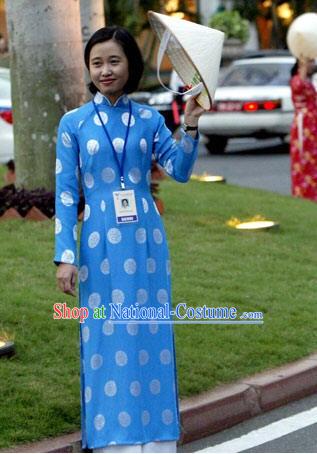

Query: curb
<box><xmin>2</xmin><ymin>352</ymin><xmax>317</xmax><ymax>452</ymax></box>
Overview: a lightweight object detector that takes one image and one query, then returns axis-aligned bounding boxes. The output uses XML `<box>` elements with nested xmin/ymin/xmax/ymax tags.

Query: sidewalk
<box><xmin>2</xmin><ymin>352</ymin><xmax>317</xmax><ymax>453</ymax></box>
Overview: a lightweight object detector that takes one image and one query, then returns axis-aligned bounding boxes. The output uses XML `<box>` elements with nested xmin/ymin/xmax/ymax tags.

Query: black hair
<box><xmin>290</xmin><ymin>60</ymin><xmax>299</xmax><ymax>77</ymax></box>
<box><xmin>6</xmin><ymin>159</ymin><xmax>15</xmax><ymax>172</ymax></box>
<box><xmin>84</xmin><ymin>26</ymin><xmax>144</xmax><ymax>95</ymax></box>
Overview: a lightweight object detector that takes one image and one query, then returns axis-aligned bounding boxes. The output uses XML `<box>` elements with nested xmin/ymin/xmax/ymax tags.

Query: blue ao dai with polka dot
<box><xmin>54</xmin><ymin>92</ymin><xmax>199</xmax><ymax>450</ymax></box>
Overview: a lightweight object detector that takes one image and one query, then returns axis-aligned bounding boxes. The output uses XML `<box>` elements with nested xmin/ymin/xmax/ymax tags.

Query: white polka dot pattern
<box><xmin>84</xmin><ymin>204</ymin><xmax>90</xmax><ymax>222</ymax></box>
<box><xmin>140</xmin><ymin>138</ymin><xmax>147</xmax><ymax>153</ymax></box>
<box><xmin>100</xmin><ymin>258</ymin><xmax>110</xmax><ymax>274</ymax></box>
<box><xmin>139</xmin><ymin>108</ymin><xmax>153</xmax><ymax>119</ymax></box>
<box><xmin>118</xmin><ymin>411</ymin><xmax>131</xmax><ymax>427</ymax></box>
<box><xmin>112</xmin><ymin>289</ymin><xmax>125</xmax><ymax>305</ymax></box>
<box><xmin>61</xmin><ymin>132</ymin><xmax>72</xmax><ymax>147</ymax></box>
<box><xmin>139</xmin><ymin>349</ymin><xmax>149</xmax><ymax>366</ymax></box>
<box><xmin>128</xmin><ymin>168</ymin><xmax>141</xmax><ymax>184</ymax></box>
<box><xmin>94</xmin><ymin>111</ymin><xmax>108</xmax><ymax>126</ymax></box>
<box><xmin>88</xmin><ymin>231</ymin><xmax>100</xmax><ymax>248</ymax></box>
<box><xmin>115</xmin><ymin>350</ymin><xmax>128</xmax><ymax>366</ymax></box>
<box><xmin>100</xmin><ymin>200</ymin><xmax>106</xmax><ymax>212</ymax></box>
<box><xmin>82</xmin><ymin>326</ymin><xmax>90</xmax><ymax>343</ymax></box>
<box><xmin>146</xmin><ymin>169</ymin><xmax>151</xmax><ymax>186</ymax></box>
<box><xmin>94</xmin><ymin>92</ymin><xmax>103</xmax><ymax>104</ymax></box>
<box><xmin>113</xmin><ymin>137</ymin><xmax>124</xmax><ymax>153</ymax></box>
<box><xmin>103</xmin><ymin>320</ymin><xmax>114</xmax><ymax>336</ymax></box>
<box><xmin>157</xmin><ymin>289</ymin><xmax>168</xmax><ymax>304</ymax></box>
<box><xmin>146</xmin><ymin>258</ymin><xmax>156</xmax><ymax>274</ymax></box>
<box><xmin>135</xmin><ymin>228</ymin><xmax>146</xmax><ymax>244</ymax></box>
<box><xmin>88</xmin><ymin>292</ymin><xmax>101</xmax><ymax>309</ymax></box>
<box><xmin>142</xmin><ymin>410</ymin><xmax>150</xmax><ymax>426</ymax></box>
<box><xmin>90</xmin><ymin>353</ymin><xmax>103</xmax><ymax>370</ymax></box>
<box><xmin>104</xmin><ymin>380</ymin><xmax>117</xmax><ymax>397</ymax></box>
<box><xmin>107</xmin><ymin>228</ymin><xmax>121</xmax><ymax>244</ymax></box>
<box><xmin>55</xmin><ymin>159</ymin><xmax>62</xmax><ymax>174</ymax></box>
<box><xmin>142</xmin><ymin>198</ymin><xmax>149</xmax><ymax>213</ymax></box>
<box><xmin>85</xmin><ymin>386</ymin><xmax>92</xmax><ymax>403</ymax></box>
<box><xmin>102</xmin><ymin>167</ymin><xmax>115</xmax><ymax>184</ymax></box>
<box><xmin>122</xmin><ymin>113</ymin><xmax>135</xmax><ymax>127</ymax></box>
<box><xmin>162</xmin><ymin>409</ymin><xmax>173</xmax><ymax>425</ymax></box>
<box><xmin>129</xmin><ymin>380</ymin><xmax>141</xmax><ymax>396</ymax></box>
<box><xmin>149</xmin><ymin>323</ymin><xmax>159</xmax><ymax>334</ymax></box>
<box><xmin>164</xmin><ymin>159</ymin><xmax>173</xmax><ymax>175</ymax></box>
<box><xmin>136</xmin><ymin>289</ymin><xmax>148</xmax><ymax>305</ymax></box>
<box><xmin>160</xmin><ymin>349</ymin><xmax>171</xmax><ymax>365</ymax></box>
<box><xmin>84</xmin><ymin>172</ymin><xmax>94</xmax><ymax>189</ymax></box>
<box><xmin>87</xmin><ymin>139</ymin><xmax>100</xmax><ymax>155</ymax></box>
<box><xmin>153</xmin><ymin>229</ymin><xmax>163</xmax><ymax>244</ymax></box>
<box><xmin>149</xmin><ymin>379</ymin><xmax>161</xmax><ymax>395</ymax></box>
<box><xmin>126</xmin><ymin>322</ymin><xmax>138</xmax><ymax>336</ymax></box>
<box><xmin>94</xmin><ymin>414</ymin><xmax>105</xmax><ymax>430</ymax></box>
<box><xmin>79</xmin><ymin>265</ymin><xmax>88</xmax><ymax>282</ymax></box>
<box><xmin>55</xmin><ymin>217</ymin><xmax>62</xmax><ymax>234</ymax></box>
<box><xmin>60</xmin><ymin>191</ymin><xmax>74</xmax><ymax>207</ymax></box>
<box><xmin>61</xmin><ymin>249</ymin><xmax>75</xmax><ymax>264</ymax></box>
<box><xmin>124</xmin><ymin>258</ymin><xmax>137</xmax><ymax>275</ymax></box>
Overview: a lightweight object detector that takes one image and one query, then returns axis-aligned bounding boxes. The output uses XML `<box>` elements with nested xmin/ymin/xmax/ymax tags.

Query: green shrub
<box><xmin>209</xmin><ymin>10</ymin><xmax>250</xmax><ymax>43</ymax></box>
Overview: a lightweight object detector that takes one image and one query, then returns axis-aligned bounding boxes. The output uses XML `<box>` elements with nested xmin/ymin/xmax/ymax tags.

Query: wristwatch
<box><xmin>183</xmin><ymin>123</ymin><xmax>198</xmax><ymax>132</ymax></box>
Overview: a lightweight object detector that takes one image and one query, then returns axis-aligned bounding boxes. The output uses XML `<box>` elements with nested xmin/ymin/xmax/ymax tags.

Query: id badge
<box><xmin>113</xmin><ymin>190</ymin><xmax>138</xmax><ymax>224</ymax></box>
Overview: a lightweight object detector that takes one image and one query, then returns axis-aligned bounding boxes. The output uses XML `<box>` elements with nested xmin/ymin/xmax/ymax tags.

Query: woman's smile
<box><xmin>89</xmin><ymin>40</ymin><xmax>129</xmax><ymax>104</ymax></box>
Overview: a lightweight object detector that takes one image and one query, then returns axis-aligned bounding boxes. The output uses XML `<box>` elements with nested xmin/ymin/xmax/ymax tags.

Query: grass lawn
<box><xmin>1</xmin><ymin>178</ymin><xmax>317</xmax><ymax>448</ymax></box>
<box><xmin>0</xmin><ymin>164</ymin><xmax>7</xmax><ymax>186</ymax></box>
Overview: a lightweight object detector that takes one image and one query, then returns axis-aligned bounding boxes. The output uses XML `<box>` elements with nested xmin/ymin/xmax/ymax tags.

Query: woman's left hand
<box><xmin>184</xmin><ymin>94</ymin><xmax>207</xmax><ymax>126</ymax></box>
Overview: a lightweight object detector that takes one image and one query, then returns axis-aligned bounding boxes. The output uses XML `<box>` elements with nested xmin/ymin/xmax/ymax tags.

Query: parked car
<box><xmin>198</xmin><ymin>56</ymin><xmax>296</xmax><ymax>153</ymax></box>
<box><xmin>0</xmin><ymin>67</ymin><xmax>13</xmax><ymax>164</ymax></box>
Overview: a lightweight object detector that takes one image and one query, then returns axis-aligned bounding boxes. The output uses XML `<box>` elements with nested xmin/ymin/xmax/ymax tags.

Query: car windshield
<box><xmin>220</xmin><ymin>63</ymin><xmax>293</xmax><ymax>87</ymax></box>
<box><xmin>0</xmin><ymin>75</ymin><xmax>11</xmax><ymax>100</ymax></box>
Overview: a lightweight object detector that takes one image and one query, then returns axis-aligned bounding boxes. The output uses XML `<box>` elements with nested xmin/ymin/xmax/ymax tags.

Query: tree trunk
<box><xmin>80</xmin><ymin>0</ymin><xmax>105</xmax><ymax>98</ymax></box>
<box><xmin>6</xmin><ymin>0</ymin><xmax>86</xmax><ymax>190</ymax></box>
<box><xmin>80</xmin><ymin>0</ymin><xmax>105</xmax><ymax>48</ymax></box>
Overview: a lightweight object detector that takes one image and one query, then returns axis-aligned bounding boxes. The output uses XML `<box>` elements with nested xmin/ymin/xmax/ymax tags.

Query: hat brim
<box><xmin>148</xmin><ymin>11</ymin><xmax>215</xmax><ymax>110</ymax></box>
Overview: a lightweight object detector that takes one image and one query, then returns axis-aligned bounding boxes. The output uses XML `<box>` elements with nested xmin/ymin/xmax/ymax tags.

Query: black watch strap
<box><xmin>183</xmin><ymin>123</ymin><xmax>198</xmax><ymax>132</ymax></box>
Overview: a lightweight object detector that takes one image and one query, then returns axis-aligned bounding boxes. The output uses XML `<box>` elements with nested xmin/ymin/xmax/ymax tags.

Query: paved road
<box><xmin>193</xmin><ymin>138</ymin><xmax>291</xmax><ymax>196</ymax></box>
<box><xmin>178</xmin><ymin>394</ymin><xmax>317</xmax><ymax>453</ymax></box>
<box><xmin>180</xmin><ymin>138</ymin><xmax>316</xmax><ymax>453</ymax></box>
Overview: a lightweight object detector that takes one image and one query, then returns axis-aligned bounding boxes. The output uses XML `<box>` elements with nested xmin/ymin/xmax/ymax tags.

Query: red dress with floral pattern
<box><xmin>290</xmin><ymin>75</ymin><xmax>317</xmax><ymax>201</ymax></box>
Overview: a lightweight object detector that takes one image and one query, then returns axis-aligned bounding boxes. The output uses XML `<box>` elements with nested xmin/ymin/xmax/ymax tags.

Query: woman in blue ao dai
<box><xmin>54</xmin><ymin>27</ymin><xmax>205</xmax><ymax>453</ymax></box>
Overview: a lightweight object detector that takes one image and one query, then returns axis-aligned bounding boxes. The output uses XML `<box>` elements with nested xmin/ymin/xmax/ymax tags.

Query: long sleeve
<box><xmin>153</xmin><ymin>114</ymin><xmax>199</xmax><ymax>183</ymax></box>
<box><xmin>54</xmin><ymin>115</ymin><xmax>80</xmax><ymax>267</ymax></box>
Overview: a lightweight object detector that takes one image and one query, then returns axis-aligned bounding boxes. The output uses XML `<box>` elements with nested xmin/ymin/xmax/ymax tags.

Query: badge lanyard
<box><xmin>93</xmin><ymin>99</ymin><xmax>132</xmax><ymax>190</ymax></box>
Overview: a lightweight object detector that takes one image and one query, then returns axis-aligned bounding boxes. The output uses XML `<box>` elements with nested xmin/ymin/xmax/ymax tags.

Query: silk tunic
<box><xmin>54</xmin><ymin>92</ymin><xmax>199</xmax><ymax>450</ymax></box>
<box><xmin>290</xmin><ymin>75</ymin><xmax>317</xmax><ymax>201</ymax></box>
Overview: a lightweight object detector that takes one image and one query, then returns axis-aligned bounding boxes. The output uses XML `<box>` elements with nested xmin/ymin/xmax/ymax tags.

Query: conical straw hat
<box><xmin>287</xmin><ymin>13</ymin><xmax>317</xmax><ymax>59</ymax></box>
<box><xmin>148</xmin><ymin>11</ymin><xmax>224</xmax><ymax>110</ymax></box>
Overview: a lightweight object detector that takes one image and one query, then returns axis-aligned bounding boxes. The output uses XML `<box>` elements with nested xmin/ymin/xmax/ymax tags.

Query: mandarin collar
<box><xmin>93</xmin><ymin>92</ymin><xmax>129</xmax><ymax>108</ymax></box>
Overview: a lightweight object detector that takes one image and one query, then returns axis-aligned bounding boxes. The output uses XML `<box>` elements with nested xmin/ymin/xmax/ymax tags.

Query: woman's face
<box><xmin>89</xmin><ymin>39</ymin><xmax>129</xmax><ymax>103</ymax></box>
